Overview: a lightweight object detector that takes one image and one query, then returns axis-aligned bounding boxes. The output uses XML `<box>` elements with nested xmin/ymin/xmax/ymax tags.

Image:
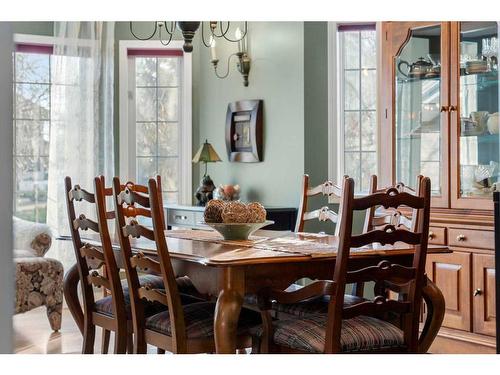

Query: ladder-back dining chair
<box><xmin>65</xmin><ymin>175</ymin><xmax>132</xmax><ymax>353</ymax></box>
<box><xmin>253</xmin><ymin>175</ymin><xmax>431</xmax><ymax>353</ymax></box>
<box><xmin>112</xmin><ymin>177</ymin><xmax>260</xmax><ymax>353</ymax></box>
<box><xmin>354</xmin><ymin>174</ymin><xmax>424</xmax><ymax>297</ymax></box>
<box><xmin>295</xmin><ymin>174</ymin><xmax>343</xmax><ymax>233</ymax></box>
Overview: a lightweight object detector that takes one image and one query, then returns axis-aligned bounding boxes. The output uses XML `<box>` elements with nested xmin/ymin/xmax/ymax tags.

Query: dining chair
<box><xmin>295</xmin><ymin>174</ymin><xmax>342</xmax><ymax>233</ymax></box>
<box><xmin>64</xmin><ymin>175</ymin><xmax>134</xmax><ymax>353</ymax></box>
<box><xmin>253</xmin><ymin>174</ymin><xmax>361</xmax><ymax>318</ymax></box>
<box><xmin>112</xmin><ymin>177</ymin><xmax>261</xmax><ymax>353</ymax></box>
<box><xmin>353</xmin><ymin>174</ymin><xmax>424</xmax><ymax>297</ymax></box>
<box><xmin>252</xmin><ymin>175</ymin><xmax>431</xmax><ymax>353</ymax></box>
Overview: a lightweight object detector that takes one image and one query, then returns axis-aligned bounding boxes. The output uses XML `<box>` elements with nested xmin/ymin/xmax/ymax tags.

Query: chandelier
<box><xmin>129</xmin><ymin>21</ymin><xmax>251</xmax><ymax>86</ymax></box>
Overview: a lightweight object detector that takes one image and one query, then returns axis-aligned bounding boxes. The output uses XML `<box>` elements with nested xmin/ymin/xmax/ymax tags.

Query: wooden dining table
<box><xmin>62</xmin><ymin>229</ymin><xmax>448</xmax><ymax>354</ymax></box>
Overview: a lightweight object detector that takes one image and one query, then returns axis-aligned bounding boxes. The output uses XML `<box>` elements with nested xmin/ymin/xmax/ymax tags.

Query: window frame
<box><xmin>119</xmin><ymin>40</ymin><xmax>192</xmax><ymax>205</ymax></box>
<box><xmin>328</xmin><ymin>22</ymin><xmax>382</xmax><ymax>196</ymax></box>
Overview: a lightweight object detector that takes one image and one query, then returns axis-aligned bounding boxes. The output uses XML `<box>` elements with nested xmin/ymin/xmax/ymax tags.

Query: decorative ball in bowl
<box><xmin>205</xmin><ymin>220</ymin><xmax>274</xmax><ymax>240</ymax></box>
<box><xmin>203</xmin><ymin>200</ymin><xmax>271</xmax><ymax>240</ymax></box>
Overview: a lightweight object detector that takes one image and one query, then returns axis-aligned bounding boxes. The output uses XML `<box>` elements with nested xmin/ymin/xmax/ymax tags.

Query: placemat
<box><xmin>252</xmin><ymin>236</ymin><xmax>338</xmax><ymax>257</ymax></box>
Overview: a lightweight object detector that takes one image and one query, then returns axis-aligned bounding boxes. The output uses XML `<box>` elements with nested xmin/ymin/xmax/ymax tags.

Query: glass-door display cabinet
<box><xmin>393</xmin><ymin>23</ymin><xmax>450</xmax><ymax>207</ymax></box>
<box><xmin>380</xmin><ymin>22</ymin><xmax>498</xmax><ymax>354</ymax></box>
<box><xmin>451</xmin><ymin>22</ymin><xmax>499</xmax><ymax>209</ymax></box>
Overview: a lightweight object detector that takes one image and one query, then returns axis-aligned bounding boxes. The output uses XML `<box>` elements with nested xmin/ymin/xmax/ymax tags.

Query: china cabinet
<box><xmin>381</xmin><ymin>21</ymin><xmax>498</xmax><ymax>353</ymax></box>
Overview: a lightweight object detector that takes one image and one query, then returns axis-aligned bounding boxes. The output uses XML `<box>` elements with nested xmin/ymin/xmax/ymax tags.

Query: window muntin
<box><xmin>13</xmin><ymin>50</ymin><xmax>52</xmax><ymax>223</ymax></box>
<box><xmin>338</xmin><ymin>26</ymin><xmax>377</xmax><ymax>193</ymax></box>
<box><xmin>132</xmin><ymin>54</ymin><xmax>182</xmax><ymax>204</ymax></box>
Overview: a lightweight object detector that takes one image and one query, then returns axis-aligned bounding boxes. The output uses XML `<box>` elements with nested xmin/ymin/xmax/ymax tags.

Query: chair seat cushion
<box><xmin>145</xmin><ymin>301</ymin><xmax>261</xmax><ymax>339</ymax></box>
<box><xmin>95</xmin><ymin>275</ymin><xmax>199</xmax><ymax>318</ymax></box>
<box><xmin>244</xmin><ymin>282</ymin><xmax>364</xmax><ymax>318</ymax></box>
<box><xmin>253</xmin><ymin>314</ymin><xmax>404</xmax><ymax>353</ymax></box>
<box><xmin>274</xmin><ymin>294</ymin><xmax>364</xmax><ymax>318</ymax></box>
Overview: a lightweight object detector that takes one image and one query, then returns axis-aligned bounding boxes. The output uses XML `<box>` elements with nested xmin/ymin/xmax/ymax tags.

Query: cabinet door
<box><xmin>381</xmin><ymin>22</ymin><xmax>450</xmax><ymax>206</ymax></box>
<box><xmin>426</xmin><ymin>251</ymin><xmax>471</xmax><ymax>331</ymax></box>
<box><xmin>450</xmin><ymin>22</ymin><xmax>499</xmax><ymax>210</ymax></box>
<box><xmin>473</xmin><ymin>254</ymin><xmax>496</xmax><ymax>336</ymax></box>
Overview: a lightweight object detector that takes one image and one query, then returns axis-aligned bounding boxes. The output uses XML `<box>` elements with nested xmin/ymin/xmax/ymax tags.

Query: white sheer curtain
<box><xmin>46</xmin><ymin>22</ymin><xmax>115</xmax><ymax>271</ymax></box>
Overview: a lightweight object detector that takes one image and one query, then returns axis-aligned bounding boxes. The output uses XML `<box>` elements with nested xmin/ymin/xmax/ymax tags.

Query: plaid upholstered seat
<box><xmin>146</xmin><ymin>301</ymin><xmax>261</xmax><ymax>339</ymax></box>
<box><xmin>244</xmin><ymin>283</ymin><xmax>365</xmax><ymax>318</ymax></box>
<box><xmin>253</xmin><ymin>314</ymin><xmax>405</xmax><ymax>353</ymax></box>
<box><xmin>95</xmin><ymin>275</ymin><xmax>200</xmax><ymax>318</ymax></box>
<box><xmin>274</xmin><ymin>294</ymin><xmax>364</xmax><ymax>318</ymax></box>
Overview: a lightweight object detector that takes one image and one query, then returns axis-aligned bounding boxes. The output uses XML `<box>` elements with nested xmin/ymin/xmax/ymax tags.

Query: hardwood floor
<box><xmin>13</xmin><ymin>308</ymin><xmax>159</xmax><ymax>354</ymax></box>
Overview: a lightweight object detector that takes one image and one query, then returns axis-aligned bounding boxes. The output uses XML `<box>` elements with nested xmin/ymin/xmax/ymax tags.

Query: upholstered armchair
<box><xmin>13</xmin><ymin>217</ymin><xmax>63</xmax><ymax>331</ymax></box>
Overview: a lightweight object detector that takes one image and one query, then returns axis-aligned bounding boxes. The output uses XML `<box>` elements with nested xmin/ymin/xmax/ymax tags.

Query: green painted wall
<box><xmin>12</xmin><ymin>22</ymin><xmax>54</xmax><ymax>36</ymax></box>
<box><xmin>196</xmin><ymin>22</ymin><xmax>305</xmax><ymax>207</ymax></box>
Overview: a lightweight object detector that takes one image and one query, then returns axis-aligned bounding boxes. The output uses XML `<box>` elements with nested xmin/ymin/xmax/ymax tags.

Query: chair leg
<box><xmin>251</xmin><ymin>336</ymin><xmax>261</xmax><ymax>354</ymax></box>
<box><xmin>101</xmin><ymin>329</ymin><xmax>111</xmax><ymax>354</ymax></box>
<box><xmin>114</xmin><ymin>329</ymin><xmax>128</xmax><ymax>354</ymax></box>
<box><xmin>157</xmin><ymin>348</ymin><xmax>165</xmax><ymax>354</ymax></box>
<box><xmin>127</xmin><ymin>333</ymin><xmax>134</xmax><ymax>354</ymax></box>
<box><xmin>82</xmin><ymin>320</ymin><xmax>96</xmax><ymax>354</ymax></box>
<box><xmin>46</xmin><ymin>301</ymin><xmax>62</xmax><ymax>332</ymax></box>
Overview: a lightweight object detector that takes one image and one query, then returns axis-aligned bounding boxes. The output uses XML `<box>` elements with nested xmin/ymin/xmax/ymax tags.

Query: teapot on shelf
<box><xmin>398</xmin><ymin>57</ymin><xmax>433</xmax><ymax>78</ymax></box>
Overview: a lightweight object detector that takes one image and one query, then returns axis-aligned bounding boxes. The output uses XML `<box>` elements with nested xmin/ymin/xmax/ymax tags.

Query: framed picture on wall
<box><xmin>225</xmin><ymin>99</ymin><xmax>263</xmax><ymax>162</ymax></box>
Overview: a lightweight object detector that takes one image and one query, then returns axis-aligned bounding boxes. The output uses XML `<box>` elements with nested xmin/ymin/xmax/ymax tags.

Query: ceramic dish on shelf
<box><xmin>461</xmin><ymin>117</ymin><xmax>486</xmax><ymax>136</ymax></box>
<box><xmin>204</xmin><ymin>220</ymin><xmax>274</xmax><ymax>240</ymax></box>
<box><xmin>466</xmin><ymin>60</ymin><xmax>488</xmax><ymax>74</ymax></box>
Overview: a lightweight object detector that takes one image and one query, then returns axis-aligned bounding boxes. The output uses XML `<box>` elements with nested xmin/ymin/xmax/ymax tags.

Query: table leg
<box><xmin>63</xmin><ymin>263</ymin><xmax>84</xmax><ymax>335</ymax></box>
<box><xmin>419</xmin><ymin>277</ymin><xmax>445</xmax><ymax>353</ymax></box>
<box><xmin>214</xmin><ymin>268</ymin><xmax>245</xmax><ymax>354</ymax></box>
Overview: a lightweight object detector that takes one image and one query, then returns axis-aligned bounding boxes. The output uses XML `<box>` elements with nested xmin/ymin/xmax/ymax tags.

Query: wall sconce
<box><xmin>209</xmin><ymin>27</ymin><xmax>251</xmax><ymax>87</ymax></box>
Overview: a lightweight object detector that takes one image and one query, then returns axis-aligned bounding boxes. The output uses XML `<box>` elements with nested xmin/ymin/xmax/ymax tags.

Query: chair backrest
<box><xmin>325</xmin><ymin>175</ymin><xmax>431</xmax><ymax>353</ymax></box>
<box><xmin>64</xmin><ymin>176</ymin><xmax>126</xmax><ymax>322</ymax></box>
<box><xmin>295</xmin><ymin>174</ymin><xmax>343</xmax><ymax>233</ymax></box>
<box><xmin>363</xmin><ymin>175</ymin><xmax>424</xmax><ymax>233</ymax></box>
<box><xmin>112</xmin><ymin>176</ymin><xmax>186</xmax><ymax>353</ymax></box>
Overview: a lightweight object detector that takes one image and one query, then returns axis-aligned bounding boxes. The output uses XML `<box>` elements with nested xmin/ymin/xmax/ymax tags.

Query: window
<box><xmin>13</xmin><ymin>43</ymin><xmax>53</xmax><ymax>223</ymax></box>
<box><xmin>330</xmin><ymin>24</ymin><xmax>378</xmax><ymax>194</ymax></box>
<box><xmin>120</xmin><ymin>41</ymin><xmax>192</xmax><ymax>205</ymax></box>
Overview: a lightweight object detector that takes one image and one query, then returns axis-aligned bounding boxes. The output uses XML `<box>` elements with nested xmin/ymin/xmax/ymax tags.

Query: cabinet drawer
<box><xmin>448</xmin><ymin>228</ymin><xmax>494</xmax><ymax>250</ymax></box>
<box><xmin>428</xmin><ymin>226</ymin><xmax>446</xmax><ymax>245</ymax></box>
<box><xmin>167</xmin><ymin>210</ymin><xmax>195</xmax><ymax>227</ymax></box>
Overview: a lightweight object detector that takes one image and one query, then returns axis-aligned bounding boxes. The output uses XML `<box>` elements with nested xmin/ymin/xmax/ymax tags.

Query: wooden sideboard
<box><xmin>380</xmin><ymin>21</ymin><xmax>497</xmax><ymax>353</ymax></box>
<box><xmin>164</xmin><ymin>204</ymin><xmax>297</xmax><ymax>231</ymax></box>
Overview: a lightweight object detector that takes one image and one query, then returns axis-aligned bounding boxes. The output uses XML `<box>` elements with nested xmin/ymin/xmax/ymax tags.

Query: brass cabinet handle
<box><xmin>456</xmin><ymin>234</ymin><xmax>466</xmax><ymax>241</ymax></box>
<box><xmin>473</xmin><ymin>288</ymin><xmax>482</xmax><ymax>297</ymax></box>
<box><xmin>440</xmin><ymin>105</ymin><xmax>449</xmax><ymax>112</ymax></box>
<box><xmin>428</xmin><ymin>231</ymin><xmax>435</xmax><ymax>239</ymax></box>
<box><xmin>449</xmin><ymin>105</ymin><xmax>457</xmax><ymax>112</ymax></box>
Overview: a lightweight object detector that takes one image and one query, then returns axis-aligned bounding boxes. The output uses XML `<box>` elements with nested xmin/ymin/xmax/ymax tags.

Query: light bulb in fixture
<box><xmin>235</xmin><ymin>27</ymin><xmax>244</xmax><ymax>53</ymax></box>
<box><xmin>235</xmin><ymin>27</ymin><xmax>242</xmax><ymax>40</ymax></box>
<box><xmin>209</xmin><ymin>36</ymin><xmax>217</xmax><ymax>62</ymax></box>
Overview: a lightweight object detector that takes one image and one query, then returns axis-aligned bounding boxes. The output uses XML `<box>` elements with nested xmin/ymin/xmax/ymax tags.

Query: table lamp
<box><xmin>192</xmin><ymin>139</ymin><xmax>222</xmax><ymax>206</ymax></box>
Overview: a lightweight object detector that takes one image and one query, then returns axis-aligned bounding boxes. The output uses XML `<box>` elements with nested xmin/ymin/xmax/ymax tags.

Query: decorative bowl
<box><xmin>204</xmin><ymin>220</ymin><xmax>274</xmax><ymax>240</ymax></box>
<box><xmin>487</xmin><ymin>113</ymin><xmax>499</xmax><ymax>134</ymax></box>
